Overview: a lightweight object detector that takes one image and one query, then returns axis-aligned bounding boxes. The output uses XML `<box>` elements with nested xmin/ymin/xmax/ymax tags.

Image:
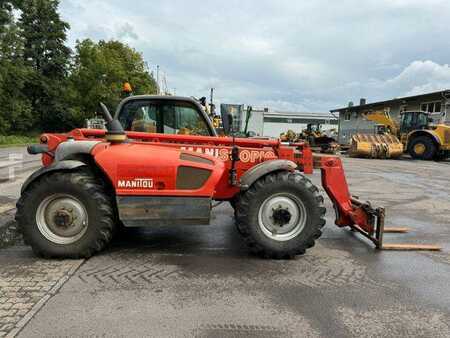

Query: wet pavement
<box><xmin>0</xmin><ymin>156</ymin><xmax>449</xmax><ymax>337</ymax></box>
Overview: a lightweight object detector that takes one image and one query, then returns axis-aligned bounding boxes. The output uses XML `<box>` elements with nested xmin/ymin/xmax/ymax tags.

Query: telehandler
<box><xmin>17</xmin><ymin>95</ymin><xmax>389</xmax><ymax>259</ymax></box>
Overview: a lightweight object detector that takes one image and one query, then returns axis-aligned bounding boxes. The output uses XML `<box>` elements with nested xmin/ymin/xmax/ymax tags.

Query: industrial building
<box><xmin>331</xmin><ymin>89</ymin><xmax>450</xmax><ymax>145</ymax></box>
<box><xmin>220</xmin><ymin>104</ymin><xmax>338</xmax><ymax>138</ymax></box>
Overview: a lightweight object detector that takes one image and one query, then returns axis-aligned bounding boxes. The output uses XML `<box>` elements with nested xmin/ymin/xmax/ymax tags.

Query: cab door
<box><xmin>118</xmin><ymin>99</ymin><xmax>160</xmax><ymax>133</ymax></box>
<box><xmin>400</xmin><ymin>112</ymin><xmax>417</xmax><ymax>135</ymax></box>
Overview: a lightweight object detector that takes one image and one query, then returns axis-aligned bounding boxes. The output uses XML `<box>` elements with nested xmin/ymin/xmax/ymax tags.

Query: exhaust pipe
<box><xmin>99</xmin><ymin>102</ymin><xmax>127</xmax><ymax>143</ymax></box>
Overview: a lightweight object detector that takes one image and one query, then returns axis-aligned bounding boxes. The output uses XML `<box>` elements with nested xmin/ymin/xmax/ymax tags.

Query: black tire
<box><xmin>235</xmin><ymin>171</ymin><xmax>326</xmax><ymax>259</ymax></box>
<box><xmin>408</xmin><ymin>136</ymin><xmax>436</xmax><ymax>160</ymax></box>
<box><xmin>16</xmin><ymin>169</ymin><xmax>115</xmax><ymax>258</ymax></box>
<box><xmin>229</xmin><ymin>197</ymin><xmax>237</xmax><ymax>210</ymax></box>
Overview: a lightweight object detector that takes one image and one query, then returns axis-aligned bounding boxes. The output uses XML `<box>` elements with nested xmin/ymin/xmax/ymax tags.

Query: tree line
<box><xmin>0</xmin><ymin>0</ymin><xmax>157</xmax><ymax>135</ymax></box>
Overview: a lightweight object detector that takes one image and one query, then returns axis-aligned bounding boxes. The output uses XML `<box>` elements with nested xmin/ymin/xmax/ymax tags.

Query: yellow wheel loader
<box><xmin>350</xmin><ymin>110</ymin><xmax>450</xmax><ymax>160</ymax></box>
<box><xmin>350</xmin><ymin>110</ymin><xmax>404</xmax><ymax>159</ymax></box>
<box><xmin>399</xmin><ymin>111</ymin><xmax>450</xmax><ymax>160</ymax></box>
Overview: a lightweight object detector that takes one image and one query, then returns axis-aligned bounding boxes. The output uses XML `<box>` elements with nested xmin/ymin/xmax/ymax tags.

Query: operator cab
<box><xmin>306</xmin><ymin>123</ymin><xmax>321</xmax><ymax>134</ymax></box>
<box><xmin>399</xmin><ymin>111</ymin><xmax>430</xmax><ymax>134</ymax></box>
<box><xmin>115</xmin><ymin>95</ymin><xmax>217</xmax><ymax>137</ymax></box>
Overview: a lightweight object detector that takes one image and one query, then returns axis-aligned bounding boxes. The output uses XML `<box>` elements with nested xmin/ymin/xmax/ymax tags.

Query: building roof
<box><xmin>251</xmin><ymin>108</ymin><xmax>337</xmax><ymax>119</ymax></box>
<box><xmin>266</xmin><ymin>111</ymin><xmax>335</xmax><ymax>117</ymax></box>
<box><xmin>330</xmin><ymin>89</ymin><xmax>450</xmax><ymax>113</ymax></box>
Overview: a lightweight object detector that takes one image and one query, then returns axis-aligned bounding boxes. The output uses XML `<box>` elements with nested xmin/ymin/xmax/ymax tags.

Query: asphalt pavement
<box><xmin>0</xmin><ymin>152</ymin><xmax>449</xmax><ymax>337</ymax></box>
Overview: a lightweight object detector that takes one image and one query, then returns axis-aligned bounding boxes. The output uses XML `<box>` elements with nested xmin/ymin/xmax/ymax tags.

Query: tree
<box><xmin>0</xmin><ymin>1</ymin><xmax>33</xmax><ymax>134</ymax></box>
<box><xmin>66</xmin><ymin>39</ymin><xmax>157</xmax><ymax>126</ymax></box>
<box><xmin>18</xmin><ymin>0</ymin><xmax>71</xmax><ymax>131</ymax></box>
<box><xmin>0</xmin><ymin>1</ymin><xmax>157</xmax><ymax>134</ymax></box>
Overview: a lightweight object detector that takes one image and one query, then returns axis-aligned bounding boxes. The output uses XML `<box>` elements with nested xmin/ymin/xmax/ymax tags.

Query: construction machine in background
<box><xmin>349</xmin><ymin>110</ymin><xmax>450</xmax><ymax>160</ymax></box>
<box><xmin>350</xmin><ymin>110</ymin><xmax>404</xmax><ymax>159</ymax></box>
<box><xmin>300</xmin><ymin>123</ymin><xmax>340</xmax><ymax>154</ymax></box>
<box><xmin>280</xmin><ymin>123</ymin><xmax>340</xmax><ymax>154</ymax></box>
<box><xmin>350</xmin><ymin>133</ymin><xmax>403</xmax><ymax>159</ymax></box>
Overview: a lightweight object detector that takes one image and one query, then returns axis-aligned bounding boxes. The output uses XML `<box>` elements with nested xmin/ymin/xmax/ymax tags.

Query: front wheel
<box><xmin>16</xmin><ymin>169</ymin><xmax>115</xmax><ymax>258</ymax></box>
<box><xmin>235</xmin><ymin>171</ymin><xmax>326</xmax><ymax>259</ymax></box>
<box><xmin>408</xmin><ymin>136</ymin><xmax>436</xmax><ymax>160</ymax></box>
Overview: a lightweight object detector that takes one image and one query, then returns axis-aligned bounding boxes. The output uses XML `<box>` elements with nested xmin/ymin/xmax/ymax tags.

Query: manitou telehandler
<box><xmin>17</xmin><ymin>95</ymin><xmax>387</xmax><ymax>259</ymax></box>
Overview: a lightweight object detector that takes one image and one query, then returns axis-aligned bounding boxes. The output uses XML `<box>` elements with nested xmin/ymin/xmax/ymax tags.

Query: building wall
<box><xmin>264</xmin><ymin>120</ymin><xmax>337</xmax><ymax>138</ymax></box>
<box><xmin>242</xmin><ymin>109</ymin><xmax>338</xmax><ymax>137</ymax></box>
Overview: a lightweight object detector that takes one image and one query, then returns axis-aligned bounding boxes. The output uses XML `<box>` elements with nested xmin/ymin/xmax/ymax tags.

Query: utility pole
<box><xmin>210</xmin><ymin>88</ymin><xmax>214</xmax><ymax>114</ymax></box>
<box><xmin>156</xmin><ymin>65</ymin><xmax>160</xmax><ymax>95</ymax></box>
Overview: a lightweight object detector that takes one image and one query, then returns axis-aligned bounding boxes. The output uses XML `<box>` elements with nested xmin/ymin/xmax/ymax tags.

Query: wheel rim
<box><xmin>414</xmin><ymin>143</ymin><xmax>426</xmax><ymax>155</ymax></box>
<box><xmin>257</xmin><ymin>193</ymin><xmax>307</xmax><ymax>241</ymax></box>
<box><xmin>36</xmin><ymin>194</ymin><xmax>88</xmax><ymax>244</ymax></box>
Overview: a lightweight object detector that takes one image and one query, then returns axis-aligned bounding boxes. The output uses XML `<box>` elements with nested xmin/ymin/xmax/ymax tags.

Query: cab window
<box><xmin>416</xmin><ymin>113</ymin><xmax>428</xmax><ymax>129</ymax></box>
<box><xmin>161</xmin><ymin>102</ymin><xmax>210</xmax><ymax>136</ymax></box>
<box><xmin>119</xmin><ymin>101</ymin><xmax>158</xmax><ymax>133</ymax></box>
<box><xmin>400</xmin><ymin>113</ymin><xmax>414</xmax><ymax>132</ymax></box>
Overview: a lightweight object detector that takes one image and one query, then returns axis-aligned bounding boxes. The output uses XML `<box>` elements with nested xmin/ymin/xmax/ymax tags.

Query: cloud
<box><xmin>59</xmin><ymin>0</ymin><xmax>450</xmax><ymax>112</ymax></box>
<box><xmin>331</xmin><ymin>61</ymin><xmax>450</xmax><ymax>107</ymax></box>
<box><xmin>387</xmin><ymin>61</ymin><xmax>450</xmax><ymax>96</ymax></box>
<box><xmin>116</xmin><ymin>23</ymin><xmax>138</xmax><ymax>41</ymax></box>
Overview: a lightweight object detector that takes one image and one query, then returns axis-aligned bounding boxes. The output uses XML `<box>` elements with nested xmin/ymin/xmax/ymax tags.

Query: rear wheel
<box><xmin>235</xmin><ymin>171</ymin><xmax>326</xmax><ymax>259</ymax></box>
<box><xmin>408</xmin><ymin>136</ymin><xmax>436</xmax><ymax>160</ymax></box>
<box><xmin>16</xmin><ymin>169</ymin><xmax>115</xmax><ymax>258</ymax></box>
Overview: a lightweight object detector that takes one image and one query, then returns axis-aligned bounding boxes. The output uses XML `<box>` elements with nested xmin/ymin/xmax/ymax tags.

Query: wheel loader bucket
<box><xmin>349</xmin><ymin>133</ymin><xmax>403</xmax><ymax>159</ymax></box>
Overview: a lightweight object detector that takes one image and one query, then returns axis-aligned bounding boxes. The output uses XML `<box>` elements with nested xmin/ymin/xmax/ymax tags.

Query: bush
<box><xmin>0</xmin><ymin>135</ymin><xmax>39</xmax><ymax>146</ymax></box>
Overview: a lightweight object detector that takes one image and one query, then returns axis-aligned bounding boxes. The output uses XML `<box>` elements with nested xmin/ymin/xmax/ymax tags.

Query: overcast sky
<box><xmin>60</xmin><ymin>0</ymin><xmax>450</xmax><ymax>112</ymax></box>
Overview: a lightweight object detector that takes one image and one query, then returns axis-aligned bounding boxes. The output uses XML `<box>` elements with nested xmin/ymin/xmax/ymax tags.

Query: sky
<box><xmin>60</xmin><ymin>0</ymin><xmax>450</xmax><ymax>113</ymax></box>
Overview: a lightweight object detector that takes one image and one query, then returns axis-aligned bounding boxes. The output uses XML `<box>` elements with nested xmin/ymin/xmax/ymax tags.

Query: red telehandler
<box><xmin>17</xmin><ymin>95</ymin><xmax>385</xmax><ymax>259</ymax></box>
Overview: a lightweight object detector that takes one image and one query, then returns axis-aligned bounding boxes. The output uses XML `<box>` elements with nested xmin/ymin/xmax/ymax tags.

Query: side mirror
<box><xmin>221</xmin><ymin>111</ymin><xmax>234</xmax><ymax>135</ymax></box>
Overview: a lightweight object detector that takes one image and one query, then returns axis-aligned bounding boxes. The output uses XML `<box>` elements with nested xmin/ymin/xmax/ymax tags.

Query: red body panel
<box><xmin>41</xmin><ymin>129</ymin><xmax>313</xmax><ymax>200</ymax></box>
<box><xmin>42</xmin><ymin>128</ymin><xmax>311</xmax><ymax>168</ymax></box>
<box><xmin>38</xmin><ymin>128</ymin><xmax>380</xmax><ymax>232</ymax></box>
<box><xmin>92</xmin><ymin>143</ymin><xmax>225</xmax><ymax>198</ymax></box>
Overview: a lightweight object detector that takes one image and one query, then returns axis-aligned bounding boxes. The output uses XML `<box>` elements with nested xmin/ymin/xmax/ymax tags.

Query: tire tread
<box><xmin>235</xmin><ymin>171</ymin><xmax>326</xmax><ymax>259</ymax></box>
<box><xmin>15</xmin><ymin>169</ymin><xmax>115</xmax><ymax>258</ymax></box>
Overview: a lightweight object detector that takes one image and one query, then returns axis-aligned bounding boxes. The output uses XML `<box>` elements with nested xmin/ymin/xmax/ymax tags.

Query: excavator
<box><xmin>350</xmin><ymin>110</ymin><xmax>450</xmax><ymax>160</ymax></box>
